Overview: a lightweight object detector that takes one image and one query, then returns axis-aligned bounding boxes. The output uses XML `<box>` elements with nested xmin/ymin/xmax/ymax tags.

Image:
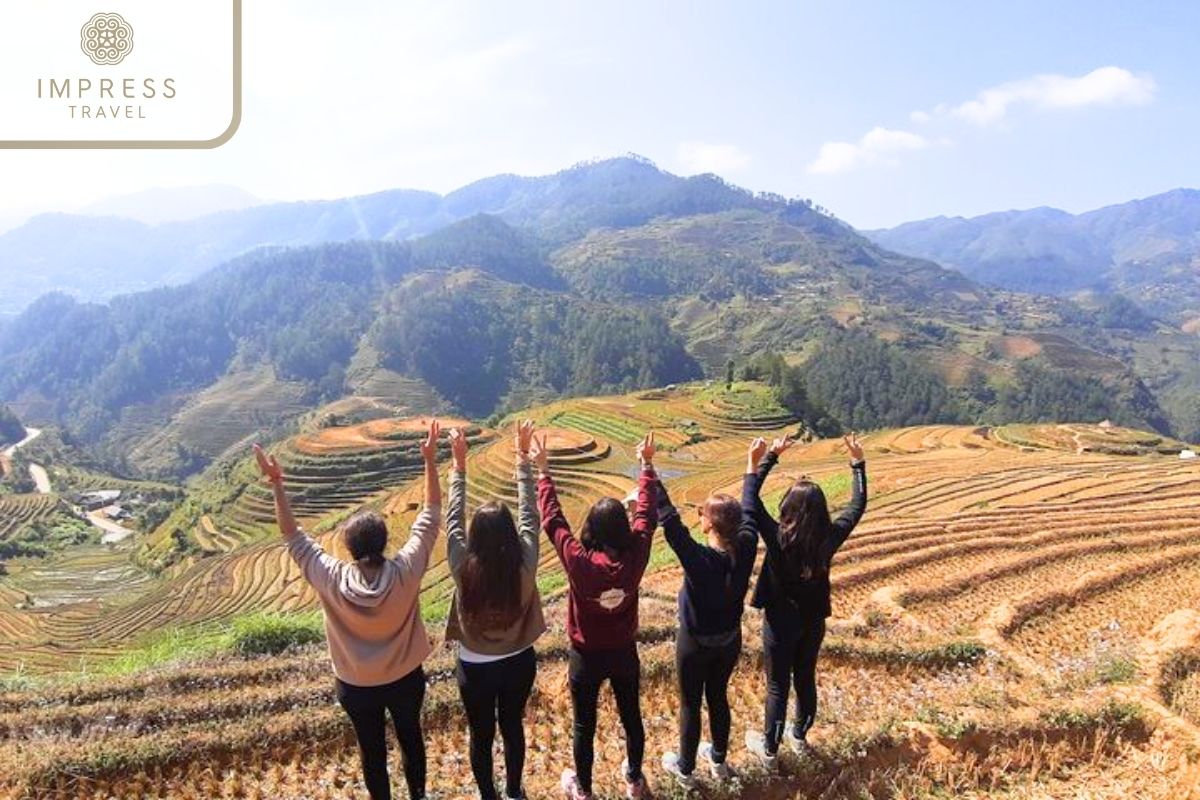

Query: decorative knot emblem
<box><xmin>81</xmin><ymin>13</ymin><xmax>134</xmax><ymax>66</ymax></box>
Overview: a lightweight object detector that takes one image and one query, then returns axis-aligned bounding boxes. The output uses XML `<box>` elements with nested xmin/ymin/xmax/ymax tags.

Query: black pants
<box><xmin>762</xmin><ymin>616</ymin><xmax>825</xmax><ymax>753</ymax></box>
<box><xmin>675</xmin><ymin>628</ymin><xmax>741</xmax><ymax>774</ymax></box>
<box><xmin>336</xmin><ymin>667</ymin><xmax>426</xmax><ymax>800</ymax></box>
<box><xmin>568</xmin><ymin>643</ymin><xmax>645</xmax><ymax>793</ymax></box>
<box><xmin>456</xmin><ymin>647</ymin><xmax>537</xmax><ymax>800</ymax></box>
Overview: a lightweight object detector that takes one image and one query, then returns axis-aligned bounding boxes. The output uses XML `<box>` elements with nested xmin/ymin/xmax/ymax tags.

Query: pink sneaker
<box><xmin>561</xmin><ymin>769</ymin><xmax>593</xmax><ymax>800</ymax></box>
<box><xmin>620</xmin><ymin>760</ymin><xmax>647</xmax><ymax>799</ymax></box>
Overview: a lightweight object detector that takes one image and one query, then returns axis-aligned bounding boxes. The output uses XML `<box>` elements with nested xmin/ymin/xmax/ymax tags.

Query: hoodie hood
<box><xmin>338</xmin><ymin>560</ymin><xmax>400</xmax><ymax>608</ymax></box>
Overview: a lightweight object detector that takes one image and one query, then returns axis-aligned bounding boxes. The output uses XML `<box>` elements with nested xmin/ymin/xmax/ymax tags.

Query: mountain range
<box><xmin>1</xmin><ymin>157</ymin><xmax>1197</xmax><ymax>479</ymax></box>
<box><xmin>0</xmin><ymin>155</ymin><xmax>794</xmax><ymax>316</ymax></box>
<box><xmin>866</xmin><ymin>189</ymin><xmax>1200</xmax><ymax>324</ymax></box>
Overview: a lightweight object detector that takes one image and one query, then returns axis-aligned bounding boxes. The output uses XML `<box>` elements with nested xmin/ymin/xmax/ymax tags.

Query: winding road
<box><xmin>1</xmin><ymin>426</ymin><xmax>41</xmax><ymax>460</ymax></box>
<box><xmin>4</xmin><ymin>425</ymin><xmax>134</xmax><ymax>542</ymax></box>
<box><xmin>2</xmin><ymin>427</ymin><xmax>50</xmax><ymax>494</ymax></box>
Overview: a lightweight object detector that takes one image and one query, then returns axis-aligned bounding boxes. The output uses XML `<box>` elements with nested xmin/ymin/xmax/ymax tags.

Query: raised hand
<box><xmin>748</xmin><ymin>436</ymin><xmax>768</xmax><ymax>470</ymax></box>
<box><xmin>636</xmin><ymin>431</ymin><xmax>656</xmax><ymax>467</ymax></box>
<box><xmin>515</xmin><ymin>419</ymin><xmax>535</xmax><ymax>461</ymax></box>
<box><xmin>530</xmin><ymin>433</ymin><xmax>550</xmax><ymax>475</ymax></box>
<box><xmin>253</xmin><ymin>443</ymin><xmax>283</xmax><ymax>485</ymax></box>
<box><xmin>844</xmin><ymin>431</ymin><xmax>865</xmax><ymax>463</ymax></box>
<box><xmin>770</xmin><ymin>434</ymin><xmax>797</xmax><ymax>457</ymax></box>
<box><xmin>448</xmin><ymin>427</ymin><xmax>468</xmax><ymax>472</ymax></box>
<box><xmin>420</xmin><ymin>419</ymin><xmax>441</xmax><ymax>463</ymax></box>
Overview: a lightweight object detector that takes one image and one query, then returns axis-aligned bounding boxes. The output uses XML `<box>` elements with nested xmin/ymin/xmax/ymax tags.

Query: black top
<box><xmin>658</xmin><ymin>476</ymin><xmax>760</xmax><ymax>642</ymax></box>
<box><xmin>749</xmin><ymin>452</ymin><xmax>867</xmax><ymax>626</ymax></box>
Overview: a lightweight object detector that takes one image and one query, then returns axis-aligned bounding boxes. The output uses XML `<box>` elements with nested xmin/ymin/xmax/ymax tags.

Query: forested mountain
<box><xmin>1</xmin><ymin>157</ymin><xmax>1195</xmax><ymax>479</ymax></box>
<box><xmin>0</xmin><ymin>155</ymin><xmax>790</xmax><ymax>315</ymax></box>
<box><xmin>865</xmin><ymin>189</ymin><xmax>1200</xmax><ymax>320</ymax></box>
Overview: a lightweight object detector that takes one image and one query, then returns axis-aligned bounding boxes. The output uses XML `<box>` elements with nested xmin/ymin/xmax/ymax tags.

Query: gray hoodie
<box><xmin>288</xmin><ymin>505</ymin><xmax>440</xmax><ymax>687</ymax></box>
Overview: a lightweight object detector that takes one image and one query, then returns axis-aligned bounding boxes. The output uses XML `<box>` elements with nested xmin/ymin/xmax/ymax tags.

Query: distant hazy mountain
<box><xmin>78</xmin><ymin>185</ymin><xmax>264</xmax><ymax>225</ymax></box>
<box><xmin>866</xmin><ymin>189</ymin><xmax>1200</xmax><ymax>317</ymax></box>
<box><xmin>0</xmin><ymin>156</ymin><xmax>783</xmax><ymax>315</ymax></box>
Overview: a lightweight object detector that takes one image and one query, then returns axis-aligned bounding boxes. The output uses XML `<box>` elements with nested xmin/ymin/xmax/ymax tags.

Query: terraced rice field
<box><xmin>201</xmin><ymin>417</ymin><xmax>492</xmax><ymax>550</ymax></box>
<box><xmin>1</xmin><ymin>389</ymin><xmax>1199</xmax><ymax>797</ymax></box>
<box><xmin>0</xmin><ymin>494</ymin><xmax>61</xmax><ymax>540</ymax></box>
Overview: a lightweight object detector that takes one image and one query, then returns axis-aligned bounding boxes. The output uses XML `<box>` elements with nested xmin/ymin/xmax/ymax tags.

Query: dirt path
<box><xmin>3</xmin><ymin>426</ymin><xmax>51</xmax><ymax>493</ymax></box>
<box><xmin>87</xmin><ymin>511</ymin><xmax>135</xmax><ymax>544</ymax></box>
<box><xmin>2</xmin><ymin>426</ymin><xmax>41</xmax><ymax>458</ymax></box>
<box><xmin>28</xmin><ymin>463</ymin><xmax>51</xmax><ymax>494</ymax></box>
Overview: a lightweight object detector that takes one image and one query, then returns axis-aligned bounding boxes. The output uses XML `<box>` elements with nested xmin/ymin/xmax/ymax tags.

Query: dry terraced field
<box><xmin>1</xmin><ymin>386</ymin><xmax>1199</xmax><ymax>798</ymax></box>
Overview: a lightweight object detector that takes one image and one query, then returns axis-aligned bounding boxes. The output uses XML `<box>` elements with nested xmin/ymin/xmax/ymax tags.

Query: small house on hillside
<box><xmin>76</xmin><ymin>489</ymin><xmax>121</xmax><ymax>511</ymax></box>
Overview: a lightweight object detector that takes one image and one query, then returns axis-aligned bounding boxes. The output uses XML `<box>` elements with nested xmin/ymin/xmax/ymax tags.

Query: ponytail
<box><xmin>357</xmin><ymin>552</ymin><xmax>386</xmax><ymax>568</ymax></box>
<box><xmin>703</xmin><ymin>493</ymin><xmax>742</xmax><ymax>569</ymax></box>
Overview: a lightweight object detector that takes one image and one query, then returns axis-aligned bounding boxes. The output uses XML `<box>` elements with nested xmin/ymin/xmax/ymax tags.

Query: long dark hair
<box><xmin>343</xmin><ymin>511</ymin><xmax>388</xmax><ymax>567</ymax></box>
<box><xmin>579</xmin><ymin>497</ymin><xmax>634</xmax><ymax>552</ymax></box>
<box><xmin>459</xmin><ymin>502</ymin><xmax>524</xmax><ymax>630</ymax></box>
<box><xmin>778</xmin><ymin>480</ymin><xmax>835</xmax><ymax>578</ymax></box>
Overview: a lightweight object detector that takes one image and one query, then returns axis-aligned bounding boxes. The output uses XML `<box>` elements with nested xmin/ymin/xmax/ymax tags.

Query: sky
<box><xmin>1</xmin><ymin>0</ymin><xmax>1198</xmax><ymax>230</ymax></box>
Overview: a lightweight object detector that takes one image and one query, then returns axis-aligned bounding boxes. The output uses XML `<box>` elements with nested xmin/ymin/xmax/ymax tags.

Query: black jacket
<box><xmin>749</xmin><ymin>452</ymin><xmax>867</xmax><ymax>625</ymax></box>
<box><xmin>658</xmin><ymin>477</ymin><xmax>759</xmax><ymax>642</ymax></box>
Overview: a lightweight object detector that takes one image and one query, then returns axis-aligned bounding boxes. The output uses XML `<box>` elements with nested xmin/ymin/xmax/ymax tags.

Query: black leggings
<box><xmin>568</xmin><ymin>644</ymin><xmax>645</xmax><ymax>793</ymax></box>
<box><xmin>456</xmin><ymin>647</ymin><xmax>538</xmax><ymax>800</ymax></box>
<box><xmin>675</xmin><ymin>629</ymin><xmax>741</xmax><ymax>774</ymax></box>
<box><xmin>336</xmin><ymin>667</ymin><xmax>426</xmax><ymax>800</ymax></box>
<box><xmin>762</xmin><ymin>616</ymin><xmax>825</xmax><ymax>753</ymax></box>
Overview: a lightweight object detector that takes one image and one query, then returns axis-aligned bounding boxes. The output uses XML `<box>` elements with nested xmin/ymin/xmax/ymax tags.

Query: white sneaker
<box><xmin>561</xmin><ymin>769</ymin><xmax>592</xmax><ymax>800</ymax></box>
<box><xmin>744</xmin><ymin>730</ymin><xmax>777</xmax><ymax>770</ymax></box>
<box><xmin>660</xmin><ymin>752</ymin><xmax>697</xmax><ymax>789</ymax></box>
<box><xmin>784</xmin><ymin>727</ymin><xmax>811</xmax><ymax>755</ymax></box>
<box><xmin>698</xmin><ymin>742</ymin><xmax>734</xmax><ymax>781</ymax></box>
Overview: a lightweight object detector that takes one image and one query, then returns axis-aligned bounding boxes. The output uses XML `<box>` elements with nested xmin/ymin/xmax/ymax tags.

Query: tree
<box><xmin>725</xmin><ymin>360</ymin><xmax>735</xmax><ymax>389</ymax></box>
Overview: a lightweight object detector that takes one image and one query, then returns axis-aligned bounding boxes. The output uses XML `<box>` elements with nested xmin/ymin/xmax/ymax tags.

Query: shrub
<box><xmin>230</xmin><ymin>612</ymin><xmax>324</xmax><ymax>656</ymax></box>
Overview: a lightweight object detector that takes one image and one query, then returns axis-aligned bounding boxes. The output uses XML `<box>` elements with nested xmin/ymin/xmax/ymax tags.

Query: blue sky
<box><xmin>2</xmin><ymin>0</ymin><xmax>1197</xmax><ymax>228</ymax></box>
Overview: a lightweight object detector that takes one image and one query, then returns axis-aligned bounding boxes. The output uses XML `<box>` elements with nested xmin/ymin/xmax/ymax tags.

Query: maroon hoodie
<box><xmin>539</xmin><ymin>467</ymin><xmax>658</xmax><ymax>651</ymax></box>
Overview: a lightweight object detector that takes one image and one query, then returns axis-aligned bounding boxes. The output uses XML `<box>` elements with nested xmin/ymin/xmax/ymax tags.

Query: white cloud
<box><xmin>807</xmin><ymin>127</ymin><xmax>929</xmax><ymax>174</ymax></box>
<box><xmin>951</xmin><ymin>66</ymin><xmax>1155</xmax><ymax>126</ymax></box>
<box><xmin>676</xmin><ymin>142</ymin><xmax>751</xmax><ymax>174</ymax></box>
<box><xmin>909</xmin><ymin>109</ymin><xmax>932</xmax><ymax>124</ymax></box>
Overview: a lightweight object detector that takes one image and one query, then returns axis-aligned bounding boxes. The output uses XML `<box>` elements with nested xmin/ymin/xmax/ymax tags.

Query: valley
<box><xmin>0</xmin><ymin>384</ymin><xmax>1197</xmax><ymax>798</ymax></box>
<box><xmin>0</xmin><ymin>159</ymin><xmax>1199</xmax><ymax>799</ymax></box>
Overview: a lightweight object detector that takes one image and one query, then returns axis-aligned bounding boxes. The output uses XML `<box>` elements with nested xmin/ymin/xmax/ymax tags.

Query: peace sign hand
<box><xmin>636</xmin><ymin>431</ymin><xmax>656</xmax><ymax>467</ymax></box>
<box><xmin>844</xmin><ymin>431</ymin><xmax>865</xmax><ymax>463</ymax></box>
<box><xmin>770</xmin><ymin>435</ymin><xmax>797</xmax><ymax>457</ymax></box>
<box><xmin>420</xmin><ymin>420</ymin><xmax>441</xmax><ymax>463</ymax></box>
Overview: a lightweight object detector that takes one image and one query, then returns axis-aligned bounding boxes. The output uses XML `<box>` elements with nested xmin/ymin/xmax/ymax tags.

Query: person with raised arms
<box><xmin>743</xmin><ymin>432</ymin><xmax>867</xmax><ymax>767</ymax></box>
<box><xmin>538</xmin><ymin>431</ymin><xmax>659</xmax><ymax>800</ymax></box>
<box><xmin>445</xmin><ymin>420</ymin><xmax>546</xmax><ymax>800</ymax></box>
<box><xmin>253</xmin><ymin>420</ymin><xmax>443</xmax><ymax>800</ymax></box>
<box><xmin>656</xmin><ymin>437</ymin><xmax>764</xmax><ymax>787</ymax></box>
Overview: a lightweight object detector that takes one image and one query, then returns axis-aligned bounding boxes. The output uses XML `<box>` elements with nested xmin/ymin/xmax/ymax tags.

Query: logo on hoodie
<box><xmin>598</xmin><ymin>587</ymin><xmax>627</xmax><ymax>610</ymax></box>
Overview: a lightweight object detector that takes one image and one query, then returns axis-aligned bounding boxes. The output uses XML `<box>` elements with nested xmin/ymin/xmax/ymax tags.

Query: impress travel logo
<box><xmin>81</xmin><ymin>13</ymin><xmax>135</xmax><ymax>66</ymax></box>
<box><xmin>0</xmin><ymin>1</ymin><xmax>241</xmax><ymax>148</ymax></box>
